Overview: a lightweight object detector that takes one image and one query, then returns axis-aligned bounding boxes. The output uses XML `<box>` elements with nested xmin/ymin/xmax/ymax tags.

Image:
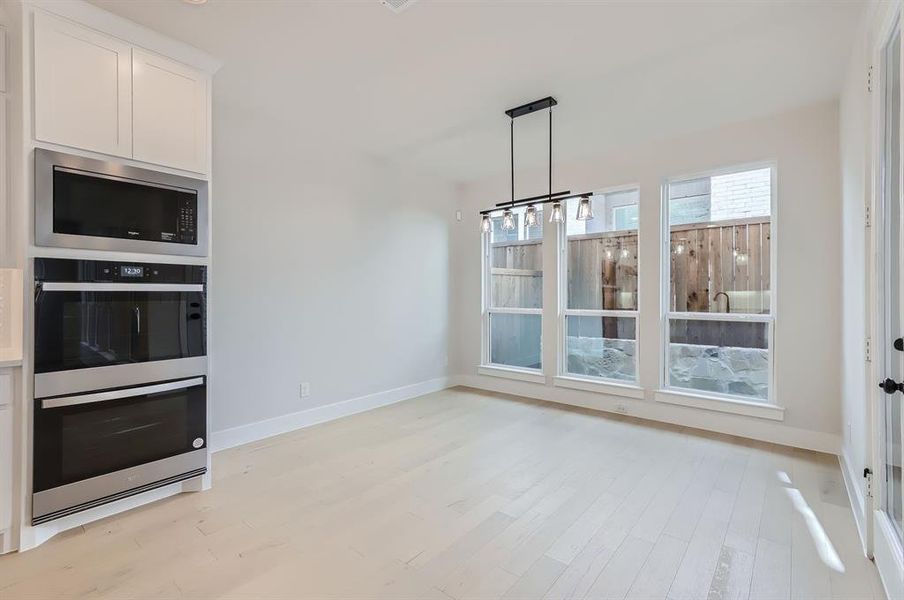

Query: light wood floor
<box><xmin>0</xmin><ymin>387</ymin><xmax>888</xmax><ymax>599</ymax></box>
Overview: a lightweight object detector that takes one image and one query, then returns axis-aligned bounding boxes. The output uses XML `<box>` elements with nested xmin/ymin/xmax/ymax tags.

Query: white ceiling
<box><xmin>91</xmin><ymin>0</ymin><xmax>864</xmax><ymax>184</ymax></box>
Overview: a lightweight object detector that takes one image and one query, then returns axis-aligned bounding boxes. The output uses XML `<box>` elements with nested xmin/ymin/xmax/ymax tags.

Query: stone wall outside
<box><xmin>566</xmin><ymin>336</ymin><xmax>769</xmax><ymax>400</ymax></box>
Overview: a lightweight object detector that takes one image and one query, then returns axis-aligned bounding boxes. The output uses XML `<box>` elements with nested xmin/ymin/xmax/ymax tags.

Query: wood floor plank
<box><xmin>667</xmin><ymin>489</ymin><xmax>736</xmax><ymax>600</ymax></box>
<box><xmin>625</xmin><ymin>534</ymin><xmax>689</xmax><ymax>600</ymax></box>
<box><xmin>501</xmin><ymin>555</ymin><xmax>567</xmax><ymax>600</ymax></box>
<box><xmin>749</xmin><ymin>537</ymin><xmax>791</xmax><ymax>600</ymax></box>
<box><xmin>585</xmin><ymin>535</ymin><xmax>654</xmax><ymax>600</ymax></box>
<box><xmin>707</xmin><ymin>545</ymin><xmax>754</xmax><ymax>600</ymax></box>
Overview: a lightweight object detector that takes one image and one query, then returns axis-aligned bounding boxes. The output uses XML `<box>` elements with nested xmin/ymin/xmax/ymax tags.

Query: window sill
<box><xmin>477</xmin><ymin>365</ymin><xmax>546</xmax><ymax>385</ymax></box>
<box><xmin>553</xmin><ymin>376</ymin><xmax>645</xmax><ymax>399</ymax></box>
<box><xmin>655</xmin><ymin>389</ymin><xmax>784</xmax><ymax>421</ymax></box>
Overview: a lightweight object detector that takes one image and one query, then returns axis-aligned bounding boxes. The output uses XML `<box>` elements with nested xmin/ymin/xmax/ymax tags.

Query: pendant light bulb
<box><xmin>501</xmin><ymin>209</ymin><xmax>516</xmax><ymax>231</ymax></box>
<box><xmin>576</xmin><ymin>196</ymin><xmax>594</xmax><ymax>221</ymax></box>
<box><xmin>549</xmin><ymin>202</ymin><xmax>564</xmax><ymax>224</ymax></box>
<box><xmin>481</xmin><ymin>214</ymin><xmax>491</xmax><ymax>233</ymax></box>
<box><xmin>525</xmin><ymin>205</ymin><xmax>539</xmax><ymax>228</ymax></box>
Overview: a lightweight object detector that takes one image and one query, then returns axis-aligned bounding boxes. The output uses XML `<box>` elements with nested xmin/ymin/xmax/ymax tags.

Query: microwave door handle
<box><xmin>133</xmin><ymin>306</ymin><xmax>141</xmax><ymax>336</ymax></box>
<box><xmin>41</xmin><ymin>377</ymin><xmax>205</xmax><ymax>409</ymax></box>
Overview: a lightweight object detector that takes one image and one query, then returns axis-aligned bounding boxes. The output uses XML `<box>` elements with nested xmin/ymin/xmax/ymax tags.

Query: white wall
<box><xmin>451</xmin><ymin>100</ymin><xmax>843</xmax><ymax>452</ymax></box>
<box><xmin>209</xmin><ymin>104</ymin><xmax>455</xmax><ymax>435</ymax></box>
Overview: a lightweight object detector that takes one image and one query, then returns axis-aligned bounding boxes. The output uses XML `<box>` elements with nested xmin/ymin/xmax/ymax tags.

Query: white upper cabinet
<box><xmin>32</xmin><ymin>11</ymin><xmax>211</xmax><ymax>174</ymax></box>
<box><xmin>33</xmin><ymin>11</ymin><xmax>132</xmax><ymax>158</ymax></box>
<box><xmin>132</xmin><ymin>49</ymin><xmax>208</xmax><ymax>174</ymax></box>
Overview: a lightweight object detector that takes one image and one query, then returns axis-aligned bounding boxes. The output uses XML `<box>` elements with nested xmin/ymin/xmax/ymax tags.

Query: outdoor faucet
<box><xmin>713</xmin><ymin>291</ymin><xmax>730</xmax><ymax>313</ymax></box>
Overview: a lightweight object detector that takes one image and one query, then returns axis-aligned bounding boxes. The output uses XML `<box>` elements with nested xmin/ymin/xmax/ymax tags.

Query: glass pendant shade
<box><xmin>576</xmin><ymin>196</ymin><xmax>594</xmax><ymax>221</ymax></box>
<box><xmin>549</xmin><ymin>202</ymin><xmax>564</xmax><ymax>223</ymax></box>
<box><xmin>480</xmin><ymin>215</ymin><xmax>491</xmax><ymax>233</ymax></box>
<box><xmin>501</xmin><ymin>209</ymin><xmax>516</xmax><ymax>231</ymax></box>
<box><xmin>524</xmin><ymin>205</ymin><xmax>539</xmax><ymax>228</ymax></box>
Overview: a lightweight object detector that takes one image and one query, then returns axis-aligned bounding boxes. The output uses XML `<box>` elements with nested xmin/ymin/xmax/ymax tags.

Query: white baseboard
<box><xmin>210</xmin><ymin>377</ymin><xmax>452</xmax><ymax>452</ymax></box>
<box><xmin>452</xmin><ymin>374</ymin><xmax>840</xmax><ymax>455</ymax></box>
<box><xmin>839</xmin><ymin>450</ymin><xmax>869</xmax><ymax>555</ymax></box>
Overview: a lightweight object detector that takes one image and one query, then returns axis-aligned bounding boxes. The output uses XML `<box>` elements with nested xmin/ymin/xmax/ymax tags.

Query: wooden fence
<box><xmin>670</xmin><ymin>217</ymin><xmax>770</xmax><ymax>314</ymax></box>
<box><xmin>490</xmin><ymin>217</ymin><xmax>770</xmax><ymax>315</ymax></box>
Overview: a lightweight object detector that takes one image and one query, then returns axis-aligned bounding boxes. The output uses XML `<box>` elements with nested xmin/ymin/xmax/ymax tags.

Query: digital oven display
<box><xmin>121</xmin><ymin>266</ymin><xmax>144</xmax><ymax>278</ymax></box>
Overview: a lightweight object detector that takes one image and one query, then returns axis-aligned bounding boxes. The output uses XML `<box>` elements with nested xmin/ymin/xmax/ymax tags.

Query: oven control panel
<box><xmin>35</xmin><ymin>258</ymin><xmax>206</xmax><ymax>284</ymax></box>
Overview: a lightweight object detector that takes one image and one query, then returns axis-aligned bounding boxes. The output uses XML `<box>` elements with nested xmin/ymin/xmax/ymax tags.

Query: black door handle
<box><xmin>895</xmin><ymin>338</ymin><xmax>904</xmax><ymax>352</ymax></box>
<box><xmin>880</xmin><ymin>378</ymin><xmax>904</xmax><ymax>394</ymax></box>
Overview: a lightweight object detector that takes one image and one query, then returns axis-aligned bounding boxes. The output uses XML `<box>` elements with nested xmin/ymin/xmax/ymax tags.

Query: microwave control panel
<box><xmin>178</xmin><ymin>198</ymin><xmax>198</xmax><ymax>245</ymax></box>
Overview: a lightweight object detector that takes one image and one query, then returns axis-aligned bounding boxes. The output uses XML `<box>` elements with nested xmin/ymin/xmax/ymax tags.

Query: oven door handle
<box><xmin>41</xmin><ymin>377</ymin><xmax>205</xmax><ymax>409</ymax></box>
<box><xmin>39</xmin><ymin>283</ymin><xmax>203</xmax><ymax>292</ymax></box>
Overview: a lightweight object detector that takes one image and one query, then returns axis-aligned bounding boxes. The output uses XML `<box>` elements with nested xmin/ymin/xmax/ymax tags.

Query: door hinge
<box><xmin>866</xmin><ymin>337</ymin><xmax>872</xmax><ymax>362</ymax></box>
<box><xmin>864</xmin><ymin>467</ymin><xmax>873</xmax><ymax>498</ymax></box>
<box><xmin>865</xmin><ymin>203</ymin><xmax>872</xmax><ymax>228</ymax></box>
<box><xmin>868</xmin><ymin>65</ymin><xmax>874</xmax><ymax>93</ymax></box>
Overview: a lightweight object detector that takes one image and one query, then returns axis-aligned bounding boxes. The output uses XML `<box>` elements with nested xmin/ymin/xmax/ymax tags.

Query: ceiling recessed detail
<box><xmin>182</xmin><ymin>0</ymin><xmax>208</xmax><ymax>5</ymax></box>
<box><xmin>381</xmin><ymin>0</ymin><xmax>418</xmax><ymax>14</ymax></box>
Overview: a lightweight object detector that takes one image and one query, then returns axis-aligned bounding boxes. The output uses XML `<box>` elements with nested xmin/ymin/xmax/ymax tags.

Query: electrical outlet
<box><xmin>614</xmin><ymin>403</ymin><xmax>628</xmax><ymax>414</ymax></box>
<box><xmin>299</xmin><ymin>382</ymin><xmax>311</xmax><ymax>399</ymax></box>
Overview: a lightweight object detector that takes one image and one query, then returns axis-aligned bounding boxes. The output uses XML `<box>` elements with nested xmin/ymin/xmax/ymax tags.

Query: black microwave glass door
<box><xmin>52</xmin><ymin>168</ymin><xmax>197</xmax><ymax>244</ymax></box>
<box><xmin>34</xmin><ymin>291</ymin><xmax>205</xmax><ymax>374</ymax></box>
<box><xmin>33</xmin><ymin>381</ymin><xmax>206</xmax><ymax>493</ymax></box>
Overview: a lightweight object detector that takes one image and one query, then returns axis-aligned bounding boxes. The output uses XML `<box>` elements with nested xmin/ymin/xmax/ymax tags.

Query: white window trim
<box><xmin>478</xmin><ymin>365</ymin><xmax>546</xmax><ymax>384</ymax></box>
<box><xmin>554</xmin><ymin>375</ymin><xmax>645</xmax><ymax>399</ymax></box>
<box><xmin>480</xmin><ymin>215</ymin><xmax>544</xmax><ymax>376</ymax></box>
<box><xmin>654</xmin><ymin>389</ymin><xmax>784</xmax><ymax>421</ymax></box>
<box><xmin>659</xmin><ymin>162</ymin><xmax>779</xmax><ymax>408</ymax></box>
<box><xmin>558</xmin><ymin>183</ymin><xmax>642</xmax><ymax>387</ymax></box>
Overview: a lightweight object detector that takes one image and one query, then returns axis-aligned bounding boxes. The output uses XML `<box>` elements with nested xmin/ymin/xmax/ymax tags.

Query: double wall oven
<box><xmin>32</xmin><ymin>258</ymin><xmax>208</xmax><ymax>524</ymax></box>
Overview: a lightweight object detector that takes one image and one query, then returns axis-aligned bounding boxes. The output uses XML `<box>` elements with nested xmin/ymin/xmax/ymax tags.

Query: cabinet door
<box><xmin>132</xmin><ymin>49</ymin><xmax>208</xmax><ymax>174</ymax></box>
<box><xmin>0</xmin><ymin>372</ymin><xmax>11</xmax><ymax>536</ymax></box>
<box><xmin>33</xmin><ymin>11</ymin><xmax>132</xmax><ymax>157</ymax></box>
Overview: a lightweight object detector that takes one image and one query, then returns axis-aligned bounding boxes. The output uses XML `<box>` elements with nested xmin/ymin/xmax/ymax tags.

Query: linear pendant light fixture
<box><xmin>479</xmin><ymin>96</ymin><xmax>594</xmax><ymax>232</ymax></box>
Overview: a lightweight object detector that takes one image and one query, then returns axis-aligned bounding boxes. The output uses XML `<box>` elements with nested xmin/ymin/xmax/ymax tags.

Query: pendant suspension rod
<box><xmin>510</xmin><ymin>118</ymin><xmax>515</xmax><ymax>207</ymax></box>
<box><xmin>548</xmin><ymin>107</ymin><xmax>552</xmax><ymax>202</ymax></box>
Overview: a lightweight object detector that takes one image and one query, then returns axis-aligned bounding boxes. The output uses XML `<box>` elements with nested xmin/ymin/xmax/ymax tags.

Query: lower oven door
<box><xmin>33</xmin><ymin>377</ymin><xmax>207</xmax><ymax>524</ymax></box>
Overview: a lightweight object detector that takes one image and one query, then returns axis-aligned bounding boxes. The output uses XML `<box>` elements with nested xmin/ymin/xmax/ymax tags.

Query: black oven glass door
<box><xmin>33</xmin><ymin>378</ymin><xmax>207</xmax><ymax>493</ymax></box>
<box><xmin>34</xmin><ymin>288</ymin><xmax>205</xmax><ymax>374</ymax></box>
<box><xmin>52</xmin><ymin>167</ymin><xmax>198</xmax><ymax>245</ymax></box>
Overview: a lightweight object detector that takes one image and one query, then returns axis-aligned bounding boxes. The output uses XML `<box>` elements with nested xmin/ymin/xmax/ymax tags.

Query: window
<box><xmin>483</xmin><ymin>205</ymin><xmax>543</xmax><ymax>370</ymax></box>
<box><xmin>663</xmin><ymin>165</ymin><xmax>774</xmax><ymax>402</ymax></box>
<box><xmin>561</xmin><ymin>188</ymin><xmax>639</xmax><ymax>382</ymax></box>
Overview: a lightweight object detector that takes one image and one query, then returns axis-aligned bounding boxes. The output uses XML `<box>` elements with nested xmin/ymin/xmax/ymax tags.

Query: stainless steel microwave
<box><xmin>35</xmin><ymin>149</ymin><xmax>209</xmax><ymax>257</ymax></box>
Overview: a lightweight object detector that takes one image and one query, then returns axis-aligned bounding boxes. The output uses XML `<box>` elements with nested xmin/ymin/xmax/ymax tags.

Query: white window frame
<box><xmin>557</xmin><ymin>184</ymin><xmax>642</xmax><ymax>389</ymax></box>
<box><xmin>480</xmin><ymin>225</ymin><xmax>543</xmax><ymax>378</ymax></box>
<box><xmin>659</xmin><ymin>161</ymin><xmax>778</xmax><ymax>408</ymax></box>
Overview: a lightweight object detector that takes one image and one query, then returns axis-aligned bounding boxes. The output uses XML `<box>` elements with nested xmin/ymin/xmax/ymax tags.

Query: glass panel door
<box><xmin>880</xmin><ymin>19</ymin><xmax>904</xmax><ymax>548</ymax></box>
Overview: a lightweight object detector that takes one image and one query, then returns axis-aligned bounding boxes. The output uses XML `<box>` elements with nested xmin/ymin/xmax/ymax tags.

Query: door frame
<box><xmin>868</xmin><ymin>1</ymin><xmax>904</xmax><ymax>596</ymax></box>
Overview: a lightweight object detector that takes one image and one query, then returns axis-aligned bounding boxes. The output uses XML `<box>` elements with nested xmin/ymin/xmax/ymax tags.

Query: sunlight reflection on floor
<box><xmin>777</xmin><ymin>470</ymin><xmax>845</xmax><ymax>573</ymax></box>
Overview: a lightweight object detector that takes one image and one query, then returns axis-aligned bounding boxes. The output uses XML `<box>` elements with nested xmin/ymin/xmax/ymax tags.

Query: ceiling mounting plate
<box><xmin>381</xmin><ymin>0</ymin><xmax>418</xmax><ymax>14</ymax></box>
<box><xmin>505</xmin><ymin>96</ymin><xmax>558</xmax><ymax>119</ymax></box>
